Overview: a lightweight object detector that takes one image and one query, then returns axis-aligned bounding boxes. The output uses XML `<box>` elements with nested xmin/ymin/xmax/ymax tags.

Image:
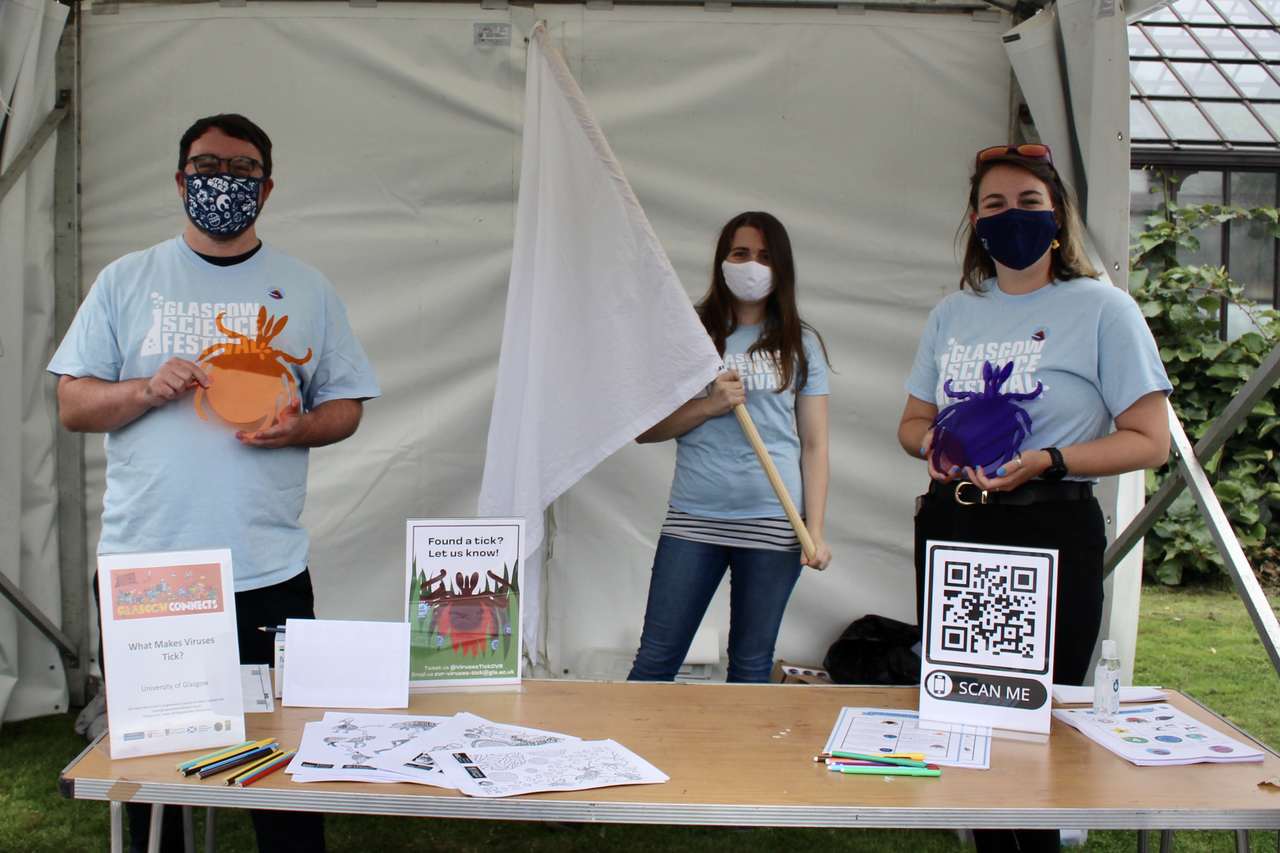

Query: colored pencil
<box><xmin>235</xmin><ymin>750</ymin><xmax>295</xmax><ymax>788</ymax></box>
<box><xmin>812</xmin><ymin>751</ymin><xmax>925</xmax><ymax>762</ymax></box>
<box><xmin>181</xmin><ymin>738</ymin><xmax>276</xmax><ymax>775</ymax></box>
<box><xmin>196</xmin><ymin>743</ymin><xmax>279</xmax><ymax>779</ymax></box>
<box><xmin>830</xmin><ymin>750</ymin><xmax>930</xmax><ymax>768</ymax></box>
<box><xmin>176</xmin><ymin>740</ymin><xmax>256</xmax><ymax>772</ymax></box>
<box><xmin>831</xmin><ymin>764</ymin><xmax>940</xmax><ymax>777</ymax></box>
<box><xmin>223</xmin><ymin>749</ymin><xmax>287</xmax><ymax>785</ymax></box>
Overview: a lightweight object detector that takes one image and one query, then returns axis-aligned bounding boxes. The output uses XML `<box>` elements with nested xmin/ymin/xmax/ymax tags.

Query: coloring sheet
<box><xmin>370</xmin><ymin>711</ymin><xmax>579</xmax><ymax>786</ymax></box>
<box><xmin>823</xmin><ymin>707</ymin><xmax>992</xmax><ymax>770</ymax></box>
<box><xmin>1053</xmin><ymin>704</ymin><xmax>1264</xmax><ymax>766</ymax></box>
<box><xmin>286</xmin><ymin>713</ymin><xmax>453</xmax><ymax>783</ymax></box>
<box><xmin>428</xmin><ymin>739</ymin><xmax>668</xmax><ymax>798</ymax></box>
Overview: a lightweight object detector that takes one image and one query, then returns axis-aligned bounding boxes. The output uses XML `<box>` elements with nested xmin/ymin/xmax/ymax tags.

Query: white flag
<box><xmin>478</xmin><ymin>25</ymin><xmax>723</xmax><ymax>666</ymax></box>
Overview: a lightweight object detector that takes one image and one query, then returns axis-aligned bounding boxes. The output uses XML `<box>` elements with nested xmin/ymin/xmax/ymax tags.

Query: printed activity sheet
<box><xmin>823</xmin><ymin>707</ymin><xmax>991</xmax><ymax>770</ymax></box>
<box><xmin>370</xmin><ymin>711</ymin><xmax>579</xmax><ymax>785</ymax></box>
<box><xmin>1053</xmin><ymin>704</ymin><xmax>1264</xmax><ymax>766</ymax></box>
<box><xmin>287</xmin><ymin>713</ymin><xmax>453</xmax><ymax>783</ymax></box>
<box><xmin>429</xmin><ymin>739</ymin><xmax>668</xmax><ymax>798</ymax></box>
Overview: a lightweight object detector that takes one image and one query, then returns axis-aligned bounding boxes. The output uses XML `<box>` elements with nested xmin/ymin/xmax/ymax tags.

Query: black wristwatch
<box><xmin>1041</xmin><ymin>447</ymin><xmax>1068</xmax><ymax>481</ymax></box>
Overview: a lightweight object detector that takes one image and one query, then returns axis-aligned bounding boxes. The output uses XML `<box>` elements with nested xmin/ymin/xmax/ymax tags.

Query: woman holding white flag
<box><xmin>628</xmin><ymin>211</ymin><xmax>832</xmax><ymax>684</ymax></box>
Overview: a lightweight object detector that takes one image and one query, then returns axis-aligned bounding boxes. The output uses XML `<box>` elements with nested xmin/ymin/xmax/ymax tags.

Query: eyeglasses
<box><xmin>185</xmin><ymin>154</ymin><xmax>265</xmax><ymax>179</ymax></box>
<box><xmin>975</xmin><ymin>143</ymin><xmax>1054</xmax><ymax>166</ymax></box>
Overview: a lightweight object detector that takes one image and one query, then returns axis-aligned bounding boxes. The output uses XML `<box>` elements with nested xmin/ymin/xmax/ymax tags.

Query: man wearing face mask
<box><xmin>49</xmin><ymin>114</ymin><xmax>379</xmax><ymax>853</ymax></box>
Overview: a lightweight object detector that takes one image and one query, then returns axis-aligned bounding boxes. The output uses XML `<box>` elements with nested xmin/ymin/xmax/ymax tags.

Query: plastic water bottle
<box><xmin>1092</xmin><ymin>639</ymin><xmax>1121</xmax><ymax>722</ymax></box>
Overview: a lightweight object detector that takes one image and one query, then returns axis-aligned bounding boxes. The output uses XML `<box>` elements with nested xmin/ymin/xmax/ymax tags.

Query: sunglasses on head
<box><xmin>976</xmin><ymin>143</ymin><xmax>1054</xmax><ymax>166</ymax></box>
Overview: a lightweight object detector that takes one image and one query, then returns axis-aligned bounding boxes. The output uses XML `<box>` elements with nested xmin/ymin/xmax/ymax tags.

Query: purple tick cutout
<box><xmin>931</xmin><ymin>360</ymin><xmax>1042</xmax><ymax>477</ymax></box>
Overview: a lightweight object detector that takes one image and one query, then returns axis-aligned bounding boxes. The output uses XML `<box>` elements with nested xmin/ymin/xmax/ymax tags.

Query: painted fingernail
<box><xmin>919</xmin><ymin>446</ymin><xmax>927</xmax><ymax>455</ymax></box>
<box><xmin>949</xmin><ymin>466</ymin><xmax>959</xmax><ymax>474</ymax></box>
<box><xmin>997</xmin><ymin>466</ymin><xmax>1007</xmax><ymax>477</ymax></box>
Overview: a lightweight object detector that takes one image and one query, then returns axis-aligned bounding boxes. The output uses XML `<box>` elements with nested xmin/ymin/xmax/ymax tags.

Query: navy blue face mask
<box><xmin>184</xmin><ymin>173</ymin><xmax>261</xmax><ymax>238</ymax></box>
<box><xmin>974</xmin><ymin>208</ymin><xmax>1059</xmax><ymax>271</ymax></box>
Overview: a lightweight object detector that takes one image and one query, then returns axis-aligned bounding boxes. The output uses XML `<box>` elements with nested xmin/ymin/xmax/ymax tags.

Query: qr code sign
<box><xmin>926</xmin><ymin>544</ymin><xmax>1055</xmax><ymax>675</ymax></box>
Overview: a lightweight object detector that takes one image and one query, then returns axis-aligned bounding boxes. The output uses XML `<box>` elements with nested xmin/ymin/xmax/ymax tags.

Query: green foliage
<box><xmin>1130</xmin><ymin>192</ymin><xmax>1280</xmax><ymax>586</ymax></box>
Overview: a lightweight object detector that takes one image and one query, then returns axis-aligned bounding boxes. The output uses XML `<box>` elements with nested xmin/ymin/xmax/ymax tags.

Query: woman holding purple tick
<box><xmin>897</xmin><ymin>144</ymin><xmax>1172</xmax><ymax>850</ymax></box>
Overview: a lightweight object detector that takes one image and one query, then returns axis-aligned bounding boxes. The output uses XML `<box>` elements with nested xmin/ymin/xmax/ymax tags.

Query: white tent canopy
<box><xmin>0</xmin><ymin>0</ymin><xmax>1140</xmax><ymax>721</ymax></box>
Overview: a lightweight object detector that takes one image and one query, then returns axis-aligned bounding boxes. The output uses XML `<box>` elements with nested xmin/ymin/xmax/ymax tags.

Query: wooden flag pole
<box><xmin>731</xmin><ymin>403</ymin><xmax>821</xmax><ymax>570</ymax></box>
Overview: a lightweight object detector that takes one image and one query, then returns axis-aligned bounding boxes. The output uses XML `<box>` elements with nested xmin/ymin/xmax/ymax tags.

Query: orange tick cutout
<box><xmin>193</xmin><ymin>306</ymin><xmax>313</xmax><ymax>431</ymax></box>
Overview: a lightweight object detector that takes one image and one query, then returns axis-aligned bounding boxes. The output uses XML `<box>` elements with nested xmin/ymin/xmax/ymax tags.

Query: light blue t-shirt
<box><xmin>48</xmin><ymin>236</ymin><xmax>381</xmax><ymax>592</ymax></box>
<box><xmin>669</xmin><ymin>325</ymin><xmax>830</xmax><ymax>518</ymax></box>
<box><xmin>905</xmin><ymin>276</ymin><xmax>1171</xmax><ymax>480</ymax></box>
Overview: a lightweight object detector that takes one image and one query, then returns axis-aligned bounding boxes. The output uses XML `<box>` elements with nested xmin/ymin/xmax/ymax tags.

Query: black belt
<box><xmin>928</xmin><ymin>479</ymin><xmax>1094</xmax><ymax>507</ymax></box>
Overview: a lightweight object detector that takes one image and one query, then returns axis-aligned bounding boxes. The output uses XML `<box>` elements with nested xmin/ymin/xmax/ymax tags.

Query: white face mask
<box><xmin>721</xmin><ymin>260</ymin><xmax>774</xmax><ymax>302</ymax></box>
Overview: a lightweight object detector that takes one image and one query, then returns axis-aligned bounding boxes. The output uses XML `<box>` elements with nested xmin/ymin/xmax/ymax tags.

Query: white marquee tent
<box><xmin>0</xmin><ymin>0</ymin><xmax>1153</xmax><ymax>722</ymax></box>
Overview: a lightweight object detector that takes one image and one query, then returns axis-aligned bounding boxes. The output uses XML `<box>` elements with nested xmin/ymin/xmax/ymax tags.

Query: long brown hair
<box><xmin>958</xmin><ymin>154</ymin><xmax>1099</xmax><ymax>291</ymax></box>
<box><xmin>696</xmin><ymin>211</ymin><xmax>829</xmax><ymax>393</ymax></box>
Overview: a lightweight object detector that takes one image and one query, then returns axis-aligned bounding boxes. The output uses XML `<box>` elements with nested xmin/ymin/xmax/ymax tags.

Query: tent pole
<box><xmin>53</xmin><ymin>4</ymin><xmax>89</xmax><ymax>706</ymax></box>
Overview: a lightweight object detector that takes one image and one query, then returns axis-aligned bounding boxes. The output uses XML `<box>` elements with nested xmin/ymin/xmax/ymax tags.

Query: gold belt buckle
<box><xmin>955</xmin><ymin>481</ymin><xmax>989</xmax><ymax>506</ymax></box>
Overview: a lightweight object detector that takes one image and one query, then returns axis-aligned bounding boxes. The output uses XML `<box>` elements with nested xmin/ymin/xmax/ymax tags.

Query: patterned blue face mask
<box><xmin>184</xmin><ymin>173</ymin><xmax>261</xmax><ymax>237</ymax></box>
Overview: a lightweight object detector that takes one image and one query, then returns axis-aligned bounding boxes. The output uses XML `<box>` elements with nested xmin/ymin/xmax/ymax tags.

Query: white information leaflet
<box><xmin>918</xmin><ymin>540</ymin><xmax>1058</xmax><ymax>735</ymax></box>
<box><xmin>98</xmin><ymin>549</ymin><xmax>245</xmax><ymax>759</ymax></box>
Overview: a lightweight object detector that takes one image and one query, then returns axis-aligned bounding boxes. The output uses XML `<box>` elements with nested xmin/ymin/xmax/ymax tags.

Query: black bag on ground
<box><xmin>823</xmin><ymin>614</ymin><xmax>921</xmax><ymax>685</ymax></box>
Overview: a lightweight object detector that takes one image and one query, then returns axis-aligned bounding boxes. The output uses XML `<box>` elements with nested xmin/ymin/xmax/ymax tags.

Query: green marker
<box><xmin>833</xmin><ymin>764</ymin><xmax>940</xmax><ymax>778</ymax></box>
<box><xmin>830</xmin><ymin>750</ymin><xmax>930</xmax><ymax>768</ymax></box>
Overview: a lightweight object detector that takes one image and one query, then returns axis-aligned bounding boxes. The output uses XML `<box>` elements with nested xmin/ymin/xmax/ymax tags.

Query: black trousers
<box><xmin>914</xmin><ymin>488</ymin><xmax>1107</xmax><ymax>853</ymax></box>
<box><xmin>96</xmin><ymin>568</ymin><xmax>326</xmax><ymax>853</ymax></box>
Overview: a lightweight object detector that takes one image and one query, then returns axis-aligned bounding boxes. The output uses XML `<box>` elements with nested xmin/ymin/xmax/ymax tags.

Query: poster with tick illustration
<box><xmin>97</xmin><ymin>549</ymin><xmax>244</xmax><ymax>759</ymax></box>
<box><xmin>919</xmin><ymin>540</ymin><xmax>1057</xmax><ymax>735</ymax></box>
<box><xmin>193</xmin><ymin>305</ymin><xmax>312</xmax><ymax>430</ymax></box>
<box><xmin>405</xmin><ymin>519</ymin><xmax>524</xmax><ymax>690</ymax></box>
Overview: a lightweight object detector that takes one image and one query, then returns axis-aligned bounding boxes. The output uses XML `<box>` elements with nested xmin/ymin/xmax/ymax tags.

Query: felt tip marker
<box><xmin>832</xmin><ymin>764</ymin><xmax>941</xmax><ymax>777</ymax></box>
<box><xmin>830</xmin><ymin>750</ymin><xmax>930</xmax><ymax>768</ymax></box>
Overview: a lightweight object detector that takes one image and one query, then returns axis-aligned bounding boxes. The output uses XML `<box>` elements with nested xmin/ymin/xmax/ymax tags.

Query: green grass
<box><xmin>4</xmin><ymin>584</ymin><xmax>1278</xmax><ymax>852</ymax></box>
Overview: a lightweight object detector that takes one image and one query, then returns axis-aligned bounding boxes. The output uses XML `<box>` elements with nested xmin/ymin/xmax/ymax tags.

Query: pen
<box><xmin>826</xmin><ymin>759</ymin><xmax>895</xmax><ymax>767</ymax></box>
<box><xmin>831</xmin><ymin>764</ymin><xmax>941</xmax><ymax>777</ymax></box>
<box><xmin>256</xmin><ymin>625</ymin><xmax>287</xmax><ymax>634</ymax></box>
<box><xmin>830</xmin><ymin>750</ymin><xmax>930</xmax><ymax>768</ymax></box>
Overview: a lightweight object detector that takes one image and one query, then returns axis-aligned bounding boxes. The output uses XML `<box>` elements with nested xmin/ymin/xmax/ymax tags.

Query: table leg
<box><xmin>202</xmin><ymin>804</ymin><xmax>215</xmax><ymax>850</ymax></box>
<box><xmin>1137</xmin><ymin>830</ymin><xmax>1150</xmax><ymax>853</ymax></box>
<box><xmin>1236</xmin><ymin>829</ymin><xmax>1249</xmax><ymax>853</ymax></box>
<box><xmin>182</xmin><ymin>806</ymin><xmax>195</xmax><ymax>853</ymax></box>
<box><xmin>1160</xmin><ymin>829</ymin><xmax>1174</xmax><ymax>853</ymax></box>
<box><xmin>147</xmin><ymin>803</ymin><xmax>164</xmax><ymax>853</ymax></box>
<box><xmin>110</xmin><ymin>801</ymin><xmax>123</xmax><ymax>853</ymax></box>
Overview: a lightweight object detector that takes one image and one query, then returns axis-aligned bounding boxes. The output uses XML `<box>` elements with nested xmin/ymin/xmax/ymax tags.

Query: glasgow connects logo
<box><xmin>110</xmin><ymin>564</ymin><xmax>224</xmax><ymax>621</ymax></box>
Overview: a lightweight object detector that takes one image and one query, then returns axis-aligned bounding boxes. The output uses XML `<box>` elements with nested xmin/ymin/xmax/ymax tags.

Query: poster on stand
<box><xmin>405</xmin><ymin>518</ymin><xmax>523</xmax><ymax>691</ymax></box>
<box><xmin>98</xmin><ymin>549</ymin><xmax>245</xmax><ymax>759</ymax></box>
<box><xmin>918</xmin><ymin>540</ymin><xmax>1057</xmax><ymax>735</ymax></box>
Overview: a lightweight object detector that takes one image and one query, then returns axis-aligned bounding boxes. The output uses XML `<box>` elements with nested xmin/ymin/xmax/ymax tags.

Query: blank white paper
<box><xmin>282</xmin><ymin>619</ymin><xmax>409</xmax><ymax>709</ymax></box>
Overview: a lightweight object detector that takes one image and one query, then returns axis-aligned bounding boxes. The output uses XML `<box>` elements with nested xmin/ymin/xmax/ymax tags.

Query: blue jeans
<box><xmin>628</xmin><ymin>535</ymin><xmax>803</xmax><ymax>683</ymax></box>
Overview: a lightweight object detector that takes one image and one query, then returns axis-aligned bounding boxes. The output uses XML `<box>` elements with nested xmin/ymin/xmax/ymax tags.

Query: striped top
<box><xmin>660</xmin><ymin>507</ymin><xmax>801</xmax><ymax>552</ymax></box>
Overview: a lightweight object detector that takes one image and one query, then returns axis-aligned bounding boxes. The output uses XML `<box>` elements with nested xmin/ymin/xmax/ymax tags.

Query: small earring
<box><xmin>1050</xmin><ymin>239</ymin><xmax>1061</xmax><ymax>250</ymax></box>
